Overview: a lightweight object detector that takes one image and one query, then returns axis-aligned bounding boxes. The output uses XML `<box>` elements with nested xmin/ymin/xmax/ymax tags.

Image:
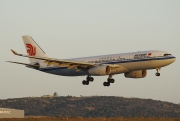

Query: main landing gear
<box><xmin>155</xmin><ymin>68</ymin><xmax>160</xmax><ymax>76</ymax></box>
<box><xmin>82</xmin><ymin>76</ymin><xmax>94</xmax><ymax>85</ymax></box>
<box><xmin>103</xmin><ymin>75</ymin><xmax>115</xmax><ymax>87</ymax></box>
<box><xmin>82</xmin><ymin>75</ymin><xmax>115</xmax><ymax>87</ymax></box>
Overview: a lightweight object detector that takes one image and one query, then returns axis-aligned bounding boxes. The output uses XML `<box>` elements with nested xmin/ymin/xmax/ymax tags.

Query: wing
<box><xmin>10</xmin><ymin>50</ymin><xmax>123</xmax><ymax>70</ymax></box>
<box><xmin>10</xmin><ymin>50</ymin><xmax>97</xmax><ymax>69</ymax></box>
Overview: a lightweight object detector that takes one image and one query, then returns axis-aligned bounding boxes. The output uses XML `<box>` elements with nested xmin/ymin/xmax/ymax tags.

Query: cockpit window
<box><xmin>164</xmin><ymin>54</ymin><xmax>172</xmax><ymax>56</ymax></box>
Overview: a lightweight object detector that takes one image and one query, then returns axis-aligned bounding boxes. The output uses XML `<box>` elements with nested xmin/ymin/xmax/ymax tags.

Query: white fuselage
<box><xmin>38</xmin><ymin>50</ymin><xmax>176</xmax><ymax>76</ymax></box>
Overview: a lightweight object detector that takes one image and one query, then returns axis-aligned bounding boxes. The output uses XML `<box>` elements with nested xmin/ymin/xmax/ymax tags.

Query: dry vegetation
<box><xmin>0</xmin><ymin>117</ymin><xmax>180</xmax><ymax>121</ymax></box>
<box><xmin>1</xmin><ymin>96</ymin><xmax>180</xmax><ymax>118</ymax></box>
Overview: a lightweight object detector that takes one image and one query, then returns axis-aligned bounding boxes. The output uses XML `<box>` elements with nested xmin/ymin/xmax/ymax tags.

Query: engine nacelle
<box><xmin>88</xmin><ymin>65</ymin><xmax>111</xmax><ymax>76</ymax></box>
<box><xmin>124</xmin><ymin>70</ymin><xmax>147</xmax><ymax>78</ymax></box>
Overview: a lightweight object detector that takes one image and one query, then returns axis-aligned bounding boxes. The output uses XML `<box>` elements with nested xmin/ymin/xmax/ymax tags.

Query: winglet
<box><xmin>11</xmin><ymin>49</ymin><xmax>19</xmax><ymax>55</ymax></box>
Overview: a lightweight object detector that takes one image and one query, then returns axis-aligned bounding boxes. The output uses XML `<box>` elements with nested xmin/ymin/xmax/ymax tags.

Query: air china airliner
<box><xmin>8</xmin><ymin>35</ymin><xmax>176</xmax><ymax>86</ymax></box>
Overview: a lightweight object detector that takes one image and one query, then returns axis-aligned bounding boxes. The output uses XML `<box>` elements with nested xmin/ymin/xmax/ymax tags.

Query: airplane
<box><xmin>7</xmin><ymin>35</ymin><xmax>176</xmax><ymax>86</ymax></box>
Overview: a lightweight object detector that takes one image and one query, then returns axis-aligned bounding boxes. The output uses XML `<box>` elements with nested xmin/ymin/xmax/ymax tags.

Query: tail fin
<box><xmin>22</xmin><ymin>35</ymin><xmax>47</xmax><ymax>63</ymax></box>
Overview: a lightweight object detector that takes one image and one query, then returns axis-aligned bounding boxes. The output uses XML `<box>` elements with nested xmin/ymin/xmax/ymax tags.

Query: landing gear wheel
<box><xmin>108</xmin><ymin>78</ymin><xmax>115</xmax><ymax>83</ymax></box>
<box><xmin>82</xmin><ymin>76</ymin><xmax>94</xmax><ymax>85</ymax></box>
<box><xmin>86</xmin><ymin>81</ymin><xmax>89</xmax><ymax>85</ymax></box>
<box><xmin>87</xmin><ymin>76</ymin><xmax>94</xmax><ymax>82</ymax></box>
<box><xmin>103</xmin><ymin>75</ymin><xmax>115</xmax><ymax>86</ymax></box>
<box><xmin>155</xmin><ymin>73</ymin><xmax>160</xmax><ymax>76</ymax></box>
<box><xmin>103</xmin><ymin>82</ymin><xmax>110</xmax><ymax>87</ymax></box>
<box><xmin>82</xmin><ymin>80</ymin><xmax>86</xmax><ymax>85</ymax></box>
<box><xmin>155</xmin><ymin>68</ymin><xmax>161</xmax><ymax>77</ymax></box>
<box><xmin>89</xmin><ymin>77</ymin><xmax>94</xmax><ymax>82</ymax></box>
<box><xmin>82</xmin><ymin>80</ymin><xmax>89</xmax><ymax>85</ymax></box>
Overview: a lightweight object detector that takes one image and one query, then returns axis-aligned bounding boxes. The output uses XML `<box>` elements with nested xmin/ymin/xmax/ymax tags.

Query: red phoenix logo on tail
<box><xmin>26</xmin><ymin>44</ymin><xmax>36</xmax><ymax>56</ymax></box>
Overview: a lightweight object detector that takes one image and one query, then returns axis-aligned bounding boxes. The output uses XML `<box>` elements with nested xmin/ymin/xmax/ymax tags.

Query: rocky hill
<box><xmin>0</xmin><ymin>96</ymin><xmax>180</xmax><ymax>118</ymax></box>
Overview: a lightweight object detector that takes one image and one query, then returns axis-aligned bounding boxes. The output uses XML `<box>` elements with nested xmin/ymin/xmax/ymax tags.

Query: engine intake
<box><xmin>124</xmin><ymin>70</ymin><xmax>147</xmax><ymax>78</ymax></box>
<box><xmin>88</xmin><ymin>65</ymin><xmax>111</xmax><ymax>76</ymax></box>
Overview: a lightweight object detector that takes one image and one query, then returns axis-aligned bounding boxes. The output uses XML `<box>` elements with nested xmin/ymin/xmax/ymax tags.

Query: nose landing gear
<box><xmin>155</xmin><ymin>68</ymin><xmax>161</xmax><ymax>76</ymax></box>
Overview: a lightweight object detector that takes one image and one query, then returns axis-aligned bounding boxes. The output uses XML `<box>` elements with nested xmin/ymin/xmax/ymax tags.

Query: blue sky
<box><xmin>0</xmin><ymin>0</ymin><xmax>180</xmax><ymax>103</ymax></box>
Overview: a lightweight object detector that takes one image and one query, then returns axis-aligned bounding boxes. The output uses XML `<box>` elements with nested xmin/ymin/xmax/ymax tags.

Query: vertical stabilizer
<box><xmin>22</xmin><ymin>35</ymin><xmax>47</xmax><ymax>63</ymax></box>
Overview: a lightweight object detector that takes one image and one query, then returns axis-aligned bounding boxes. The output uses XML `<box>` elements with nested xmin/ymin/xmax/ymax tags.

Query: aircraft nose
<box><xmin>171</xmin><ymin>56</ymin><xmax>176</xmax><ymax>63</ymax></box>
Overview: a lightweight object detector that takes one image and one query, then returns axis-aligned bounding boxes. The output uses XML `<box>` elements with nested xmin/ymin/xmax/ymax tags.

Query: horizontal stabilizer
<box><xmin>6</xmin><ymin>61</ymin><xmax>39</xmax><ymax>68</ymax></box>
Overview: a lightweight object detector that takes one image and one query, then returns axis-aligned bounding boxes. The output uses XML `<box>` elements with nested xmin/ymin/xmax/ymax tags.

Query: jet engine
<box><xmin>88</xmin><ymin>65</ymin><xmax>111</xmax><ymax>76</ymax></box>
<box><xmin>124</xmin><ymin>70</ymin><xmax>147</xmax><ymax>78</ymax></box>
